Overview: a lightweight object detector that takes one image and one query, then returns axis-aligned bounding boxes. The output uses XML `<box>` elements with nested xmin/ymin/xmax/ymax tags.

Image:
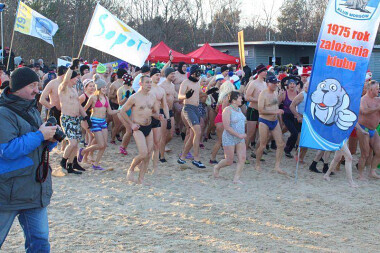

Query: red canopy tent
<box><xmin>148</xmin><ymin>41</ymin><xmax>192</xmax><ymax>63</ymax></box>
<box><xmin>186</xmin><ymin>43</ymin><xmax>240</xmax><ymax>65</ymax></box>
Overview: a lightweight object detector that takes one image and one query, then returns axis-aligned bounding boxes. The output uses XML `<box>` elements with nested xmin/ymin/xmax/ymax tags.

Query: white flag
<box><xmin>83</xmin><ymin>4</ymin><xmax>151</xmax><ymax>67</ymax></box>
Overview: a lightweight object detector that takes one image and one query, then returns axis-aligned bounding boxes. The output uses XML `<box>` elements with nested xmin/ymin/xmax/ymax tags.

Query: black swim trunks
<box><xmin>246</xmin><ymin>107</ymin><xmax>259</xmax><ymax>121</ymax></box>
<box><xmin>151</xmin><ymin>117</ymin><xmax>161</xmax><ymax>128</ymax></box>
<box><xmin>136</xmin><ymin>124</ymin><xmax>152</xmax><ymax>137</ymax></box>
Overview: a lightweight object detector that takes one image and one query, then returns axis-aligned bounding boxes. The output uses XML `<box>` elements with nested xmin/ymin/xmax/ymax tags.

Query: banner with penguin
<box><xmin>300</xmin><ymin>0</ymin><xmax>380</xmax><ymax>151</ymax></box>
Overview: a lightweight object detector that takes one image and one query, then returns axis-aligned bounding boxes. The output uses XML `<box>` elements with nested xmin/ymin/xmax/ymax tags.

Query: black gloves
<box><xmin>186</xmin><ymin>89</ymin><xmax>194</xmax><ymax>99</ymax></box>
<box><xmin>83</xmin><ymin>115</ymin><xmax>92</xmax><ymax>128</ymax></box>
<box><xmin>166</xmin><ymin>119</ymin><xmax>172</xmax><ymax>130</ymax></box>
<box><xmin>70</xmin><ymin>58</ymin><xmax>80</xmax><ymax>70</ymax></box>
<box><xmin>206</xmin><ymin>87</ymin><xmax>219</xmax><ymax>95</ymax></box>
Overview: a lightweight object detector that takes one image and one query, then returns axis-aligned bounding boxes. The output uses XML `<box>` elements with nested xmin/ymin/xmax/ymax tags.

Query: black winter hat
<box><xmin>10</xmin><ymin>67</ymin><xmax>40</xmax><ymax>92</ymax></box>
<box><xmin>150</xmin><ymin>68</ymin><xmax>160</xmax><ymax>77</ymax></box>
<box><xmin>221</xmin><ymin>65</ymin><xmax>228</xmax><ymax>73</ymax></box>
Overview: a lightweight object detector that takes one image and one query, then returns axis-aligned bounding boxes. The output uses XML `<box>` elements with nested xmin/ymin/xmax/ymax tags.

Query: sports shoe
<box><xmin>192</xmin><ymin>160</ymin><xmax>206</xmax><ymax>168</ymax></box>
<box><xmin>119</xmin><ymin>146</ymin><xmax>128</xmax><ymax>155</ymax></box>
<box><xmin>209</xmin><ymin>160</ymin><xmax>218</xmax><ymax>164</ymax></box>
<box><xmin>177</xmin><ymin>158</ymin><xmax>186</xmax><ymax>164</ymax></box>
<box><xmin>285</xmin><ymin>152</ymin><xmax>293</xmax><ymax>158</ymax></box>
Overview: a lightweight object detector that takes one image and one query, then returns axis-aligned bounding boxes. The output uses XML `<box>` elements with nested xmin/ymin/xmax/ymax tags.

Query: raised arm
<box><xmin>160</xmin><ymin>54</ymin><xmax>174</xmax><ymax>76</ymax></box>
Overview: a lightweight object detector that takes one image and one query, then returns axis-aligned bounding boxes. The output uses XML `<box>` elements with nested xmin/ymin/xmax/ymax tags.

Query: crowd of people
<box><xmin>0</xmin><ymin>53</ymin><xmax>379</xmax><ymax>251</ymax></box>
<box><xmin>0</xmin><ymin>55</ymin><xmax>379</xmax><ymax>188</ymax></box>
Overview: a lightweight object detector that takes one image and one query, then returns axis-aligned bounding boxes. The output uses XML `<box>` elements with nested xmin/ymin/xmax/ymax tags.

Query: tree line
<box><xmin>2</xmin><ymin>0</ymin><xmax>379</xmax><ymax>64</ymax></box>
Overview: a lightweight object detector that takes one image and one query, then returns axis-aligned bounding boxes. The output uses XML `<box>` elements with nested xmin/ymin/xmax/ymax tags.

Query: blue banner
<box><xmin>300</xmin><ymin>0</ymin><xmax>380</xmax><ymax>151</ymax></box>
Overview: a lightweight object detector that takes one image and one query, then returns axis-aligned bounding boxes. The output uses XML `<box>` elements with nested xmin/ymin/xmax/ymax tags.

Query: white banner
<box><xmin>82</xmin><ymin>3</ymin><xmax>151</xmax><ymax>67</ymax></box>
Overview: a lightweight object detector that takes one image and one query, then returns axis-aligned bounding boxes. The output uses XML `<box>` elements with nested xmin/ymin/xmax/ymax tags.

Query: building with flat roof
<box><xmin>201</xmin><ymin>41</ymin><xmax>380</xmax><ymax>80</ymax></box>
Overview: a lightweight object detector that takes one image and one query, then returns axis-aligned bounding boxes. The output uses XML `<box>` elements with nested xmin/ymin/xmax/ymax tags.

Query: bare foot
<box><xmin>349</xmin><ymin>181</ymin><xmax>359</xmax><ymax>188</ymax></box>
<box><xmin>254</xmin><ymin>164</ymin><xmax>262</xmax><ymax>172</ymax></box>
<box><xmin>52</xmin><ymin>169</ymin><xmax>66</xmax><ymax>177</ymax></box>
<box><xmin>137</xmin><ymin>179</ymin><xmax>151</xmax><ymax>186</ymax></box>
<box><xmin>275</xmin><ymin>169</ymin><xmax>287</xmax><ymax>175</ymax></box>
<box><xmin>213</xmin><ymin>165</ymin><xmax>220</xmax><ymax>178</ymax></box>
<box><xmin>369</xmin><ymin>170</ymin><xmax>380</xmax><ymax>179</ymax></box>
<box><xmin>127</xmin><ymin>171</ymin><xmax>136</xmax><ymax>182</ymax></box>
<box><xmin>323</xmin><ymin>174</ymin><xmax>331</xmax><ymax>182</ymax></box>
<box><xmin>233</xmin><ymin>179</ymin><xmax>244</xmax><ymax>184</ymax></box>
<box><xmin>357</xmin><ymin>175</ymin><xmax>368</xmax><ymax>181</ymax></box>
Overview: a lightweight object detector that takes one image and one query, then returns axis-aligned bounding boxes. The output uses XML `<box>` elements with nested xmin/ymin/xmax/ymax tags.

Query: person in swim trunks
<box><xmin>158</xmin><ymin>67</ymin><xmax>178</xmax><ymax>162</ymax></box>
<box><xmin>119</xmin><ymin>75</ymin><xmax>163</xmax><ymax>185</ymax></box>
<box><xmin>58</xmin><ymin>59</ymin><xmax>92</xmax><ymax>174</ymax></box>
<box><xmin>357</xmin><ymin>80</ymin><xmax>380</xmax><ymax>180</ymax></box>
<box><xmin>177</xmin><ymin>65</ymin><xmax>207</xmax><ymax>168</ymax></box>
<box><xmin>78</xmin><ymin>75</ymin><xmax>119</xmax><ymax>170</ymax></box>
<box><xmin>244</xmin><ymin>64</ymin><xmax>268</xmax><ymax>152</ymax></box>
<box><xmin>255</xmin><ymin>73</ymin><xmax>286</xmax><ymax>175</ymax></box>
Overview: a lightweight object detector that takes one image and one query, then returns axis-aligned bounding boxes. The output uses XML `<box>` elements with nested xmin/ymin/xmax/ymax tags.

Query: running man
<box><xmin>255</xmin><ymin>73</ymin><xmax>286</xmax><ymax>175</ymax></box>
<box><xmin>177</xmin><ymin>65</ymin><xmax>206</xmax><ymax>168</ymax></box>
<box><xmin>58</xmin><ymin>59</ymin><xmax>92</xmax><ymax>174</ymax></box>
<box><xmin>244</xmin><ymin>64</ymin><xmax>268</xmax><ymax>152</ymax></box>
<box><xmin>119</xmin><ymin>76</ymin><xmax>163</xmax><ymax>184</ymax></box>
<box><xmin>158</xmin><ymin>67</ymin><xmax>178</xmax><ymax>162</ymax></box>
<box><xmin>357</xmin><ymin>80</ymin><xmax>380</xmax><ymax>180</ymax></box>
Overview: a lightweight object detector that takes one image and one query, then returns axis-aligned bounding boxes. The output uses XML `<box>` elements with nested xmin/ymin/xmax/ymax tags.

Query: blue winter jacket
<box><xmin>0</xmin><ymin>87</ymin><xmax>57</xmax><ymax>211</ymax></box>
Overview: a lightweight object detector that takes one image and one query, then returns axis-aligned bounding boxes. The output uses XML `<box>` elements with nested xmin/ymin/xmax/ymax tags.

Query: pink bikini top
<box><xmin>95</xmin><ymin>98</ymin><xmax>109</xmax><ymax>108</ymax></box>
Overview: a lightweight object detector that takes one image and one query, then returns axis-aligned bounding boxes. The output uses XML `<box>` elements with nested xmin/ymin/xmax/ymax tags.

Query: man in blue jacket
<box><xmin>0</xmin><ymin>67</ymin><xmax>59</xmax><ymax>252</ymax></box>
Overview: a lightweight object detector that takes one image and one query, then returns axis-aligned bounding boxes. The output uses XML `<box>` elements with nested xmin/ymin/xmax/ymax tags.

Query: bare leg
<box><xmin>369</xmin><ymin>133</ymin><xmax>380</xmax><ymax>179</ymax></box>
<box><xmin>213</xmin><ymin>145</ymin><xmax>234</xmax><ymax>178</ymax></box>
<box><xmin>357</xmin><ymin>129</ymin><xmax>370</xmax><ymax>180</ymax></box>
<box><xmin>271</xmin><ymin>123</ymin><xmax>286</xmax><ymax>175</ymax></box>
<box><xmin>159</xmin><ymin>119</ymin><xmax>168</xmax><ymax>160</ymax></box>
<box><xmin>299</xmin><ymin>148</ymin><xmax>308</xmax><ymax>163</ymax></box>
<box><xmin>128</xmin><ymin>131</ymin><xmax>149</xmax><ymax>182</ymax></box>
<box><xmin>190</xmin><ymin>125</ymin><xmax>202</xmax><ymax>161</ymax></box>
<box><xmin>246</xmin><ymin>121</ymin><xmax>258</xmax><ymax>149</ymax></box>
<box><xmin>93</xmin><ymin>129</ymin><xmax>108</xmax><ymax>167</ymax></box>
<box><xmin>234</xmin><ymin>142</ymin><xmax>246</xmax><ymax>184</ymax></box>
<box><xmin>151</xmin><ymin>125</ymin><xmax>162</xmax><ymax>173</ymax></box>
<box><xmin>210</xmin><ymin>123</ymin><xmax>223</xmax><ymax>161</ymax></box>
<box><xmin>255</xmin><ymin>122</ymin><xmax>269</xmax><ymax>171</ymax></box>
<box><xmin>137</xmin><ymin>131</ymin><xmax>154</xmax><ymax>185</ymax></box>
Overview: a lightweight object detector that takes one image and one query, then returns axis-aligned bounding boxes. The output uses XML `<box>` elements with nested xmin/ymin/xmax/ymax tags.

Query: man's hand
<box><xmin>39</xmin><ymin>123</ymin><xmax>57</xmax><ymax>140</ymax></box>
<box><xmin>186</xmin><ymin>89</ymin><xmax>194</xmax><ymax>99</ymax></box>
<box><xmin>70</xmin><ymin>58</ymin><xmax>80</xmax><ymax>70</ymax></box>
<box><xmin>131</xmin><ymin>123</ymin><xmax>140</xmax><ymax>131</ymax></box>
<box><xmin>158</xmin><ymin>114</ymin><xmax>165</xmax><ymax>121</ymax></box>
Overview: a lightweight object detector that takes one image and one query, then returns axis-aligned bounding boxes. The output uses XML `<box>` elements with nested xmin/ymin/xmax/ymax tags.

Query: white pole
<box><xmin>295</xmin><ymin>147</ymin><xmax>300</xmax><ymax>183</ymax></box>
<box><xmin>1</xmin><ymin>12</ymin><xmax>3</xmax><ymax>64</ymax></box>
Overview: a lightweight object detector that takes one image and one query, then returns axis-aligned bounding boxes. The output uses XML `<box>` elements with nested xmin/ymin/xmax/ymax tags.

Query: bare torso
<box><xmin>247</xmin><ymin>79</ymin><xmax>267</xmax><ymax>109</ymax></box>
<box><xmin>109</xmin><ymin>79</ymin><xmax>123</xmax><ymax>104</ymax></box>
<box><xmin>260</xmin><ymin>89</ymin><xmax>279</xmax><ymax>121</ymax></box>
<box><xmin>46</xmin><ymin>78</ymin><xmax>62</xmax><ymax>110</ymax></box>
<box><xmin>181</xmin><ymin>79</ymin><xmax>201</xmax><ymax>106</ymax></box>
<box><xmin>59</xmin><ymin>86</ymin><xmax>81</xmax><ymax>117</ymax></box>
<box><xmin>173</xmin><ymin>71</ymin><xmax>187</xmax><ymax>93</ymax></box>
<box><xmin>130</xmin><ymin>92</ymin><xmax>157</xmax><ymax>126</ymax></box>
<box><xmin>150</xmin><ymin>84</ymin><xmax>165</xmax><ymax>109</ymax></box>
<box><xmin>359</xmin><ymin>95</ymin><xmax>380</xmax><ymax>129</ymax></box>
<box><xmin>159</xmin><ymin>80</ymin><xmax>176</xmax><ymax>110</ymax></box>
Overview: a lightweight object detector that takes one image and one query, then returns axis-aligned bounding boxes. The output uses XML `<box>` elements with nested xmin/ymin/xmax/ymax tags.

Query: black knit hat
<box><xmin>150</xmin><ymin>68</ymin><xmax>160</xmax><ymax>77</ymax></box>
<box><xmin>221</xmin><ymin>65</ymin><xmax>228</xmax><ymax>73</ymax></box>
<box><xmin>10</xmin><ymin>67</ymin><xmax>40</xmax><ymax>92</ymax></box>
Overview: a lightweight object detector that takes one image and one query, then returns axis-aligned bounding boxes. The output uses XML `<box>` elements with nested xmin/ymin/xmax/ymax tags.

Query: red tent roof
<box><xmin>148</xmin><ymin>41</ymin><xmax>192</xmax><ymax>63</ymax></box>
<box><xmin>186</xmin><ymin>43</ymin><xmax>240</xmax><ymax>65</ymax></box>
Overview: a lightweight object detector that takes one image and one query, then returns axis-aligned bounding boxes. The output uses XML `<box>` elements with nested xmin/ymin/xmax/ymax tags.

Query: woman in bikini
<box><xmin>210</xmin><ymin>80</ymin><xmax>235</xmax><ymax>164</ymax></box>
<box><xmin>117</xmin><ymin>73</ymin><xmax>134</xmax><ymax>155</ymax></box>
<box><xmin>78</xmin><ymin>75</ymin><xmax>119</xmax><ymax>170</ymax></box>
<box><xmin>79</xmin><ymin>79</ymin><xmax>96</xmax><ymax>163</ymax></box>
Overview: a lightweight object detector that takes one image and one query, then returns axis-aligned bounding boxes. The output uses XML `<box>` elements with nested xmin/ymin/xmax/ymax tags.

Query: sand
<box><xmin>2</xmin><ymin>133</ymin><xmax>380</xmax><ymax>252</ymax></box>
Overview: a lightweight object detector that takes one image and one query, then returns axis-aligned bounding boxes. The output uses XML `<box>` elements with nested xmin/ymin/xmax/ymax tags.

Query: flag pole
<box><xmin>295</xmin><ymin>147</ymin><xmax>300</xmax><ymax>183</ymax></box>
<box><xmin>77</xmin><ymin>3</ymin><xmax>98</xmax><ymax>59</ymax></box>
<box><xmin>6</xmin><ymin>0</ymin><xmax>21</xmax><ymax>71</ymax></box>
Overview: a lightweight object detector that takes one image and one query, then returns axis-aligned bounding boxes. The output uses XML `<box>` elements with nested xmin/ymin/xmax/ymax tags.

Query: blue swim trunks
<box><xmin>90</xmin><ymin>117</ymin><xmax>108</xmax><ymax>132</ymax></box>
<box><xmin>259</xmin><ymin>117</ymin><xmax>278</xmax><ymax>131</ymax></box>
<box><xmin>360</xmin><ymin>124</ymin><xmax>376</xmax><ymax>138</ymax></box>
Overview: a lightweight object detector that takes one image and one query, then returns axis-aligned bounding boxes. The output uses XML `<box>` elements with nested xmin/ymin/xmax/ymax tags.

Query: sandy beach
<box><xmin>3</xmin><ymin>133</ymin><xmax>380</xmax><ymax>252</ymax></box>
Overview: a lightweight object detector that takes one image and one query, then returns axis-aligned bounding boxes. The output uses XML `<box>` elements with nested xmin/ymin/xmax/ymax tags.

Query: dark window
<box><xmin>300</xmin><ymin>56</ymin><xmax>310</xmax><ymax>65</ymax></box>
<box><xmin>269</xmin><ymin>57</ymin><xmax>281</xmax><ymax>65</ymax></box>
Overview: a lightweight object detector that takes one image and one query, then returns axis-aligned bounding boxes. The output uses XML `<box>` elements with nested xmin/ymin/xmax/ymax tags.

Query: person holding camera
<box><xmin>0</xmin><ymin>67</ymin><xmax>59</xmax><ymax>251</ymax></box>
